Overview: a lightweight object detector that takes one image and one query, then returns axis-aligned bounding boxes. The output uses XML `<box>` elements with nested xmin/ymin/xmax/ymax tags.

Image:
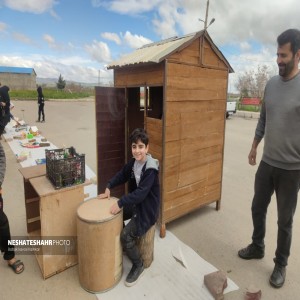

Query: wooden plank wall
<box><xmin>146</xmin><ymin>117</ymin><xmax>163</xmax><ymax>163</ymax></box>
<box><xmin>114</xmin><ymin>64</ymin><xmax>164</xmax><ymax>87</ymax></box>
<box><xmin>168</xmin><ymin>38</ymin><xmax>228</xmax><ymax>69</ymax></box>
<box><xmin>162</xmin><ymin>60</ymin><xmax>228</xmax><ymax>223</ymax></box>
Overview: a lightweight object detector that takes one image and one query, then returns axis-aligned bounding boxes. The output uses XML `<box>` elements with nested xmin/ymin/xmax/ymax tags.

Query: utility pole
<box><xmin>204</xmin><ymin>0</ymin><xmax>209</xmax><ymax>30</ymax></box>
<box><xmin>199</xmin><ymin>0</ymin><xmax>215</xmax><ymax>65</ymax></box>
<box><xmin>199</xmin><ymin>0</ymin><xmax>214</xmax><ymax>30</ymax></box>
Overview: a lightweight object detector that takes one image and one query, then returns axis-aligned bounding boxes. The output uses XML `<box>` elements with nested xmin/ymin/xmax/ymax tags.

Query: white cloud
<box><xmin>122</xmin><ymin>31</ymin><xmax>152</xmax><ymax>49</ymax></box>
<box><xmin>205</xmin><ymin>0</ymin><xmax>298</xmax><ymax>47</ymax></box>
<box><xmin>92</xmin><ymin>0</ymin><xmax>162</xmax><ymax>14</ymax></box>
<box><xmin>0</xmin><ymin>54</ymin><xmax>113</xmax><ymax>83</ymax></box>
<box><xmin>101</xmin><ymin>32</ymin><xmax>121</xmax><ymax>45</ymax></box>
<box><xmin>0</xmin><ymin>22</ymin><xmax>8</xmax><ymax>32</ymax></box>
<box><xmin>93</xmin><ymin>0</ymin><xmax>298</xmax><ymax>50</ymax></box>
<box><xmin>43</xmin><ymin>34</ymin><xmax>67</xmax><ymax>51</ymax></box>
<box><xmin>152</xmin><ymin>4</ymin><xmax>178</xmax><ymax>39</ymax></box>
<box><xmin>84</xmin><ymin>40</ymin><xmax>112</xmax><ymax>63</ymax></box>
<box><xmin>240</xmin><ymin>42</ymin><xmax>252</xmax><ymax>52</ymax></box>
<box><xmin>101</xmin><ymin>31</ymin><xmax>153</xmax><ymax>49</ymax></box>
<box><xmin>3</xmin><ymin>0</ymin><xmax>57</xmax><ymax>14</ymax></box>
<box><xmin>12</xmin><ymin>32</ymin><xmax>34</xmax><ymax>45</ymax></box>
<box><xmin>43</xmin><ymin>34</ymin><xmax>55</xmax><ymax>45</ymax></box>
<box><xmin>43</xmin><ymin>34</ymin><xmax>60</xmax><ymax>49</ymax></box>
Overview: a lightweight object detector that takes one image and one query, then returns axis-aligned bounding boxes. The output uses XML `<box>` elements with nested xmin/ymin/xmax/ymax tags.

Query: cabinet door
<box><xmin>95</xmin><ymin>87</ymin><xmax>126</xmax><ymax>197</ymax></box>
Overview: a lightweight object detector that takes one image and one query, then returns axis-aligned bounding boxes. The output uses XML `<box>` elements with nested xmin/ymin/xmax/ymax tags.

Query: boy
<box><xmin>99</xmin><ymin>128</ymin><xmax>160</xmax><ymax>287</ymax></box>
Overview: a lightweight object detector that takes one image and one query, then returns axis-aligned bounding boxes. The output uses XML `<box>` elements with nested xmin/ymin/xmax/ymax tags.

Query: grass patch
<box><xmin>238</xmin><ymin>104</ymin><xmax>261</xmax><ymax>112</ymax></box>
<box><xmin>10</xmin><ymin>88</ymin><xmax>95</xmax><ymax>100</ymax></box>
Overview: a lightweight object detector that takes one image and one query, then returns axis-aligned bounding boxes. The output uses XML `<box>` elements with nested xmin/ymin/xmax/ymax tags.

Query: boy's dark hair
<box><xmin>277</xmin><ymin>28</ymin><xmax>300</xmax><ymax>55</ymax></box>
<box><xmin>129</xmin><ymin>128</ymin><xmax>149</xmax><ymax>146</ymax></box>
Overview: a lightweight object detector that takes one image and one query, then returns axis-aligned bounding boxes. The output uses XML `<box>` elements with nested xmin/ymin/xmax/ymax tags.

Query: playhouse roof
<box><xmin>107</xmin><ymin>30</ymin><xmax>234</xmax><ymax>73</ymax></box>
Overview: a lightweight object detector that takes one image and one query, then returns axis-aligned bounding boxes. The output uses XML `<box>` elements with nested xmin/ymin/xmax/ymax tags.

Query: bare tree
<box><xmin>235</xmin><ymin>64</ymin><xmax>272</xmax><ymax>98</ymax></box>
<box><xmin>255</xmin><ymin>65</ymin><xmax>271</xmax><ymax>98</ymax></box>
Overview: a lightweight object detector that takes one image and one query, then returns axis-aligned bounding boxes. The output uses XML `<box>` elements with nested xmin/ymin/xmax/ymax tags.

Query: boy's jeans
<box><xmin>120</xmin><ymin>217</ymin><xmax>142</xmax><ymax>267</ymax></box>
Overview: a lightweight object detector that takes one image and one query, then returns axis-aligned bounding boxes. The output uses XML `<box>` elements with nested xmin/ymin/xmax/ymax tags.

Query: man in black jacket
<box><xmin>0</xmin><ymin>85</ymin><xmax>11</xmax><ymax>133</ymax></box>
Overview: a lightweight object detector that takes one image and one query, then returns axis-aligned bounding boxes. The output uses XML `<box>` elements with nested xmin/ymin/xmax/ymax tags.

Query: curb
<box><xmin>235</xmin><ymin>111</ymin><xmax>260</xmax><ymax>119</ymax></box>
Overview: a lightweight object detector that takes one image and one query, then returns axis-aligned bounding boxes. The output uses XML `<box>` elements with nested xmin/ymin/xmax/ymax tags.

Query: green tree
<box><xmin>56</xmin><ymin>74</ymin><xmax>66</xmax><ymax>90</ymax></box>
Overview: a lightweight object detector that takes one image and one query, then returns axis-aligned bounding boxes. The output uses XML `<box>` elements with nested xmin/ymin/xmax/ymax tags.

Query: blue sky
<box><xmin>0</xmin><ymin>0</ymin><xmax>299</xmax><ymax>91</ymax></box>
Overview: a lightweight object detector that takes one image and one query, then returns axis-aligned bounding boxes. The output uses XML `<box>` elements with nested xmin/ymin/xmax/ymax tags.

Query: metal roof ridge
<box><xmin>140</xmin><ymin>31</ymin><xmax>200</xmax><ymax>49</ymax></box>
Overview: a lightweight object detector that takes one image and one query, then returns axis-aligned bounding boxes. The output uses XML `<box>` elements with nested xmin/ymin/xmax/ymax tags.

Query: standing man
<box><xmin>36</xmin><ymin>86</ymin><xmax>45</xmax><ymax>123</ymax></box>
<box><xmin>238</xmin><ymin>29</ymin><xmax>300</xmax><ymax>288</ymax></box>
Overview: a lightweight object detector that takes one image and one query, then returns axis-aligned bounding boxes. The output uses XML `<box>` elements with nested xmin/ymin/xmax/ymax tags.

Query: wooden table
<box><xmin>19</xmin><ymin>165</ymin><xmax>90</xmax><ymax>279</ymax></box>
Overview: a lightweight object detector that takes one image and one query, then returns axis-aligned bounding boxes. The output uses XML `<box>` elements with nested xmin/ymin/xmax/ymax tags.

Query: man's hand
<box><xmin>98</xmin><ymin>187</ymin><xmax>110</xmax><ymax>199</ymax></box>
<box><xmin>248</xmin><ymin>138</ymin><xmax>260</xmax><ymax>166</ymax></box>
<box><xmin>248</xmin><ymin>148</ymin><xmax>257</xmax><ymax>165</ymax></box>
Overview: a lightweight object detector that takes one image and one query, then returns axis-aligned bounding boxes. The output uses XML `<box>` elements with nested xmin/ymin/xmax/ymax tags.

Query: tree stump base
<box><xmin>137</xmin><ymin>224</ymin><xmax>155</xmax><ymax>268</ymax></box>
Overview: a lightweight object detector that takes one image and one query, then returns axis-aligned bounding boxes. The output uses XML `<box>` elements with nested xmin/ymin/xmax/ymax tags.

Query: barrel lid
<box><xmin>77</xmin><ymin>197</ymin><xmax>121</xmax><ymax>223</ymax></box>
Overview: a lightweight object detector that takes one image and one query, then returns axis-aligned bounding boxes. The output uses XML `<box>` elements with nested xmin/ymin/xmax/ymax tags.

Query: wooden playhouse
<box><xmin>95</xmin><ymin>30</ymin><xmax>234</xmax><ymax>237</ymax></box>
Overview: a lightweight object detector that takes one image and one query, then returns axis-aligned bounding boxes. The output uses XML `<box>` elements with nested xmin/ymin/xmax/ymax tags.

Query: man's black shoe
<box><xmin>269</xmin><ymin>264</ymin><xmax>286</xmax><ymax>288</ymax></box>
<box><xmin>238</xmin><ymin>243</ymin><xmax>264</xmax><ymax>260</ymax></box>
<box><xmin>125</xmin><ymin>263</ymin><xmax>145</xmax><ymax>287</ymax></box>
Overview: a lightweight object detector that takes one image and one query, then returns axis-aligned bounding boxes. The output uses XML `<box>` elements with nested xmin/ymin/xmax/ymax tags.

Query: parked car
<box><xmin>226</xmin><ymin>101</ymin><xmax>237</xmax><ymax>118</ymax></box>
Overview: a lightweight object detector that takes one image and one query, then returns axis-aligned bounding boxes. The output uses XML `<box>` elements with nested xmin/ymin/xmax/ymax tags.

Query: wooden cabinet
<box><xmin>19</xmin><ymin>165</ymin><xmax>89</xmax><ymax>279</ymax></box>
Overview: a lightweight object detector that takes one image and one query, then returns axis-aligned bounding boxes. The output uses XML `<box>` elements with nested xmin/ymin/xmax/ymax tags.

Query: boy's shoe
<box><xmin>36</xmin><ymin>120</ymin><xmax>40</xmax><ymax>122</ymax></box>
<box><xmin>269</xmin><ymin>264</ymin><xmax>286</xmax><ymax>288</ymax></box>
<box><xmin>238</xmin><ymin>243</ymin><xmax>264</xmax><ymax>260</ymax></box>
<box><xmin>125</xmin><ymin>263</ymin><xmax>145</xmax><ymax>287</ymax></box>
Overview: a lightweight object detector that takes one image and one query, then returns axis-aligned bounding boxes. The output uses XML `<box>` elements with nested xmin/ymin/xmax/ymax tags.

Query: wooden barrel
<box><xmin>136</xmin><ymin>224</ymin><xmax>155</xmax><ymax>268</ymax></box>
<box><xmin>77</xmin><ymin>197</ymin><xmax>123</xmax><ymax>293</ymax></box>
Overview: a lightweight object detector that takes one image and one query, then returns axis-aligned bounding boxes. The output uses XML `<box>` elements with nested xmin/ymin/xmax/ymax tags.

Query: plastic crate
<box><xmin>45</xmin><ymin>147</ymin><xmax>85</xmax><ymax>189</ymax></box>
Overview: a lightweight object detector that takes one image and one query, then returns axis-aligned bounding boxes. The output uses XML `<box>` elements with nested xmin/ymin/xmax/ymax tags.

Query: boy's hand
<box><xmin>98</xmin><ymin>188</ymin><xmax>110</xmax><ymax>199</ymax></box>
<box><xmin>110</xmin><ymin>202</ymin><xmax>121</xmax><ymax>215</ymax></box>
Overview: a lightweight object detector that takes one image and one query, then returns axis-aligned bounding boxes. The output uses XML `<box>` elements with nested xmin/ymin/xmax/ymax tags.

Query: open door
<box><xmin>95</xmin><ymin>86</ymin><xmax>126</xmax><ymax>197</ymax></box>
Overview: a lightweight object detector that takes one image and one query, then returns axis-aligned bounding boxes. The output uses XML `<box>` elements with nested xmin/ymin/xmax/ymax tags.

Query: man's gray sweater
<box><xmin>255</xmin><ymin>72</ymin><xmax>300</xmax><ymax>170</ymax></box>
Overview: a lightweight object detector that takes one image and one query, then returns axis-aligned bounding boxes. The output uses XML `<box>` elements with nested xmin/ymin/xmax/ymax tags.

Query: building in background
<box><xmin>0</xmin><ymin>66</ymin><xmax>36</xmax><ymax>90</ymax></box>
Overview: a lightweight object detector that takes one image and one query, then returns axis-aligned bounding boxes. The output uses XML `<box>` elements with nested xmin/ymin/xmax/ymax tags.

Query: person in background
<box><xmin>9</xmin><ymin>102</ymin><xmax>21</xmax><ymax>126</ymax></box>
<box><xmin>36</xmin><ymin>86</ymin><xmax>45</xmax><ymax>123</ymax></box>
<box><xmin>99</xmin><ymin>128</ymin><xmax>160</xmax><ymax>287</ymax></box>
<box><xmin>238</xmin><ymin>28</ymin><xmax>300</xmax><ymax>288</ymax></box>
<box><xmin>0</xmin><ymin>85</ymin><xmax>11</xmax><ymax>135</ymax></box>
<box><xmin>0</xmin><ymin>139</ymin><xmax>24</xmax><ymax>274</ymax></box>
